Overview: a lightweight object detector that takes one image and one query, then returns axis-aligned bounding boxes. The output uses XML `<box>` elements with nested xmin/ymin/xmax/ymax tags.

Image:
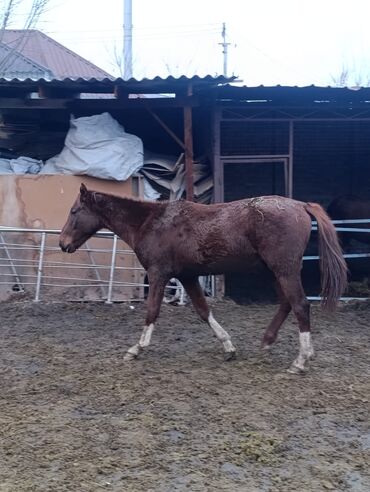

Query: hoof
<box><xmin>224</xmin><ymin>350</ymin><xmax>236</xmax><ymax>362</ymax></box>
<box><xmin>287</xmin><ymin>363</ymin><xmax>306</xmax><ymax>375</ymax></box>
<box><xmin>123</xmin><ymin>352</ymin><xmax>138</xmax><ymax>362</ymax></box>
<box><xmin>261</xmin><ymin>342</ymin><xmax>272</xmax><ymax>351</ymax></box>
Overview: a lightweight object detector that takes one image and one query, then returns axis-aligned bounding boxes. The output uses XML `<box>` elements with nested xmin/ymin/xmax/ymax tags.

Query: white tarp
<box><xmin>40</xmin><ymin>112</ymin><xmax>144</xmax><ymax>181</ymax></box>
<box><xmin>0</xmin><ymin>156</ymin><xmax>42</xmax><ymax>174</ymax></box>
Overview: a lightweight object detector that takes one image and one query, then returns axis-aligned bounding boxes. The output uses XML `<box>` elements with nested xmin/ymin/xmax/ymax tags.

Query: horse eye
<box><xmin>71</xmin><ymin>208</ymin><xmax>78</xmax><ymax>215</ymax></box>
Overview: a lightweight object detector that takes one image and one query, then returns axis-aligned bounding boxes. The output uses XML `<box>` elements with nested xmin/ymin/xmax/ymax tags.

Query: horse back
<box><xmin>135</xmin><ymin>196</ymin><xmax>312</xmax><ymax>276</ymax></box>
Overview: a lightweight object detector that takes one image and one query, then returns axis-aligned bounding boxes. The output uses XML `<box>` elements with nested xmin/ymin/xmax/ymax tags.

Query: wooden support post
<box><xmin>212</xmin><ymin>107</ymin><xmax>222</xmax><ymax>203</ymax></box>
<box><xmin>184</xmin><ymin>83</ymin><xmax>194</xmax><ymax>201</ymax></box>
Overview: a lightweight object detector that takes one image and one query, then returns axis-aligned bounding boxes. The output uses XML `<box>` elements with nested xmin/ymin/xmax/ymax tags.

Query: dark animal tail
<box><xmin>305</xmin><ymin>202</ymin><xmax>348</xmax><ymax>311</ymax></box>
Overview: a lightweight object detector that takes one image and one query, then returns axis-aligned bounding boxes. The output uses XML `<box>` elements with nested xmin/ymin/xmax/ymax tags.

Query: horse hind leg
<box><xmin>181</xmin><ymin>277</ymin><xmax>236</xmax><ymax>360</ymax></box>
<box><xmin>277</xmin><ymin>275</ymin><xmax>314</xmax><ymax>373</ymax></box>
<box><xmin>261</xmin><ymin>281</ymin><xmax>291</xmax><ymax>350</ymax></box>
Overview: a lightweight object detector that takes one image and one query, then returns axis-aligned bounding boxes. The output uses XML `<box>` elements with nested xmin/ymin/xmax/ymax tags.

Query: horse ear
<box><xmin>80</xmin><ymin>183</ymin><xmax>88</xmax><ymax>202</ymax></box>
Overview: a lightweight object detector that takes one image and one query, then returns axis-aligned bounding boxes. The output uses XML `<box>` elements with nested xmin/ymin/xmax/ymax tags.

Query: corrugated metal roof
<box><xmin>0</xmin><ymin>30</ymin><xmax>112</xmax><ymax>80</ymax></box>
<box><xmin>0</xmin><ymin>74</ymin><xmax>234</xmax><ymax>94</ymax></box>
<box><xmin>215</xmin><ymin>84</ymin><xmax>370</xmax><ymax>102</ymax></box>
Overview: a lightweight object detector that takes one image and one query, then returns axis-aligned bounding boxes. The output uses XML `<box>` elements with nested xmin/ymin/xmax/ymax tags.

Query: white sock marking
<box><xmin>289</xmin><ymin>331</ymin><xmax>314</xmax><ymax>372</ymax></box>
<box><xmin>208</xmin><ymin>312</ymin><xmax>235</xmax><ymax>354</ymax></box>
<box><xmin>139</xmin><ymin>323</ymin><xmax>154</xmax><ymax>347</ymax></box>
<box><xmin>124</xmin><ymin>323</ymin><xmax>155</xmax><ymax>360</ymax></box>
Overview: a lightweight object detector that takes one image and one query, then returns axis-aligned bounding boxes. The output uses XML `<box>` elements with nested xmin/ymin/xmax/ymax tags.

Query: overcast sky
<box><xmin>35</xmin><ymin>0</ymin><xmax>370</xmax><ymax>86</ymax></box>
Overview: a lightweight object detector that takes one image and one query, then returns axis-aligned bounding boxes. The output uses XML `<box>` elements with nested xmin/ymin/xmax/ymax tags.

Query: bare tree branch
<box><xmin>331</xmin><ymin>64</ymin><xmax>370</xmax><ymax>88</ymax></box>
<box><xmin>0</xmin><ymin>0</ymin><xmax>52</xmax><ymax>74</ymax></box>
<box><xmin>1</xmin><ymin>0</ymin><xmax>22</xmax><ymax>30</ymax></box>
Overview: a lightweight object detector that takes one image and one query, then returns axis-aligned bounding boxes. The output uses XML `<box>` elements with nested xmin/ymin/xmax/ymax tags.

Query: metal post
<box><xmin>85</xmin><ymin>241</ymin><xmax>106</xmax><ymax>298</ymax></box>
<box><xmin>34</xmin><ymin>232</ymin><xmax>46</xmax><ymax>302</ymax></box>
<box><xmin>106</xmin><ymin>234</ymin><xmax>118</xmax><ymax>304</ymax></box>
<box><xmin>283</xmin><ymin>158</ymin><xmax>289</xmax><ymax>197</ymax></box>
<box><xmin>123</xmin><ymin>0</ymin><xmax>133</xmax><ymax>79</ymax></box>
<box><xmin>218</xmin><ymin>22</ymin><xmax>230</xmax><ymax>77</ymax></box>
<box><xmin>288</xmin><ymin>120</ymin><xmax>294</xmax><ymax>198</ymax></box>
<box><xmin>178</xmin><ymin>280</ymin><xmax>187</xmax><ymax>306</ymax></box>
<box><xmin>0</xmin><ymin>232</ymin><xmax>24</xmax><ymax>292</ymax></box>
<box><xmin>210</xmin><ymin>275</ymin><xmax>216</xmax><ymax>297</ymax></box>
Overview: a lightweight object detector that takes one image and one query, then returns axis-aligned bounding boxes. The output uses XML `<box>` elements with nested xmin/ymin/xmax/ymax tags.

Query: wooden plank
<box><xmin>145</xmin><ymin>106</ymin><xmax>185</xmax><ymax>150</ymax></box>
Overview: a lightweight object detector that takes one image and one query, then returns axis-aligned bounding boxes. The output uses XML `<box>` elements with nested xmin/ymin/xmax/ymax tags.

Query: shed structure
<box><xmin>212</xmin><ymin>84</ymin><xmax>370</xmax><ymax>300</ymax></box>
<box><xmin>1</xmin><ymin>76</ymin><xmax>370</xmax><ymax>301</ymax></box>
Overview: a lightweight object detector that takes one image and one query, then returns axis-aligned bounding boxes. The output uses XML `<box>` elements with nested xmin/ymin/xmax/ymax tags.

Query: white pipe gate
<box><xmin>0</xmin><ymin>227</ymin><xmax>148</xmax><ymax>303</ymax></box>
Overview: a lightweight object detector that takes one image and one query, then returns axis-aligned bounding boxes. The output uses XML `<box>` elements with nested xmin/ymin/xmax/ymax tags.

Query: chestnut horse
<box><xmin>59</xmin><ymin>184</ymin><xmax>347</xmax><ymax>373</ymax></box>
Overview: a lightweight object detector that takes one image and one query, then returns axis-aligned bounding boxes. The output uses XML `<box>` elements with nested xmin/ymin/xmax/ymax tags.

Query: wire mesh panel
<box><xmin>223</xmin><ymin>161</ymin><xmax>286</xmax><ymax>201</ymax></box>
<box><xmin>293</xmin><ymin>120</ymin><xmax>370</xmax><ymax>204</ymax></box>
<box><xmin>220</xmin><ymin>121</ymin><xmax>290</xmax><ymax>156</ymax></box>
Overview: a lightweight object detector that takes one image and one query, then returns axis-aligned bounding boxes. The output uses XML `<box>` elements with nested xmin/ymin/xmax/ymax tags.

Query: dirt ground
<box><xmin>0</xmin><ymin>298</ymin><xmax>369</xmax><ymax>492</ymax></box>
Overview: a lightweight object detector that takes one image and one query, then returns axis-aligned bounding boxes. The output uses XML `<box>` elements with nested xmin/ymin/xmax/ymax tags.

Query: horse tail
<box><xmin>305</xmin><ymin>202</ymin><xmax>348</xmax><ymax>311</ymax></box>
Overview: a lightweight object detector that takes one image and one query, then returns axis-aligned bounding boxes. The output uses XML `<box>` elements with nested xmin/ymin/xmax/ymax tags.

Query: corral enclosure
<box><xmin>0</xmin><ymin>80</ymin><xmax>370</xmax><ymax>492</ymax></box>
<box><xmin>215</xmin><ymin>87</ymin><xmax>370</xmax><ymax>301</ymax></box>
<box><xmin>0</xmin><ymin>76</ymin><xmax>217</xmax><ymax>302</ymax></box>
<box><xmin>1</xmin><ymin>80</ymin><xmax>370</xmax><ymax>302</ymax></box>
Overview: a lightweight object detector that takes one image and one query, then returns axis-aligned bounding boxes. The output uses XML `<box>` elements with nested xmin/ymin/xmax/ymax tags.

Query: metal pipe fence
<box><xmin>0</xmin><ymin>226</ymin><xmax>214</xmax><ymax>303</ymax></box>
<box><xmin>306</xmin><ymin>218</ymin><xmax>370</xmax><ymax>301</ymax></box>
<box><xmin>0</xmin><ymin>227</ymin><xmax>149</xmax><ymax>303</ymax></box>
<box><xmin>0</xmin><ymin>218</ymin><xmax>369</xmax><ymax>303</ymax></box>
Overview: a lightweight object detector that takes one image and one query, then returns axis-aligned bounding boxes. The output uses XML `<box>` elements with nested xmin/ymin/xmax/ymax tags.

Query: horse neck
<box><xmin>100</xmin><ymin>196</ymin><xmax>162</xmax><ymax>248</ymax></box>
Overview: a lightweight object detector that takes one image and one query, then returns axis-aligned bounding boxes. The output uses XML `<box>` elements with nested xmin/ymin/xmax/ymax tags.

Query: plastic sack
<box><xmin>41</xmin><ymin>112</ymin><xmax>144</xmax><ymax>181</ymax></box>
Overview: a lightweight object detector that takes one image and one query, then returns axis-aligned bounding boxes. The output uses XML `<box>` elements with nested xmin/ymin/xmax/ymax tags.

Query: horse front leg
<box><xmin>181</xmin><ymin>277</ymin><xmax>236</xmax><ymax>360</ymax></box>
<box><xmin>124</xmin><ymin>274</ymin><xmax>167</xmax><ymax>361</ymax></box>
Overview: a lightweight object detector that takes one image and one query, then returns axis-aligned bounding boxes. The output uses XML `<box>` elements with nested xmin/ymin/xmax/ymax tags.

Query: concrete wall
<box><xmin>0</xmin><ymin>175</ymin><xmax>145</xmax><ymax>301</ymax></box>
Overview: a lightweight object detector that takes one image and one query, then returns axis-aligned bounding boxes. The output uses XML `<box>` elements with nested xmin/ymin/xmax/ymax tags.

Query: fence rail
<box><xmin>0</xmin><ymin>218</ymin><xmax>369</xmax><ymax>303</ymax></box>
<box><xmin>0</xmin><ymin>227</ymin><xmax>148</xmax><ymax>303</ymax></box>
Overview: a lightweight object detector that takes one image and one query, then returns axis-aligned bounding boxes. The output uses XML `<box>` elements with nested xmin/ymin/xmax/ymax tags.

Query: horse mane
<box><xmin>89</xmin><ymin>189</ymin><xmax>159</xmax><ymax>206</ymax></box>
<box><xmin>84</xmin><ymin>188</ymin><xmax>168</xmax><ymax>229</ymax></box>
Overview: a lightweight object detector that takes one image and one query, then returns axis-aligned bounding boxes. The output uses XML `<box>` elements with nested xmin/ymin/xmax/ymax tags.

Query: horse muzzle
<box><xmin>59</xmin><ymin>240</ymin><xmax>76</xmax><ymax>253</ymax></box>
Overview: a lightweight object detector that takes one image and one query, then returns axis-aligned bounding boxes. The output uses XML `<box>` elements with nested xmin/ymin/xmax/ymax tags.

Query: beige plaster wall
<box><xmin>0</xmin><ymin>175</ymin><xmax>145</xmax><ymax>301</ymax></box>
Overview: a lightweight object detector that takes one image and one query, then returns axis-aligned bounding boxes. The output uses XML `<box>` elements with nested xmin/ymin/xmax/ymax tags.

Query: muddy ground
<box><xmin>0</xmin><ymin>298</ymin><xmax>369</xmax><ymax>492</ymax></box>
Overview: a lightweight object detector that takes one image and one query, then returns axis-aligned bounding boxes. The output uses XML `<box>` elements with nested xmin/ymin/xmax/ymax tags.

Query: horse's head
<box><xmin>59</xmin><ymin>183</ymin><xmax>104</xmax><ymax>253</ymax></box>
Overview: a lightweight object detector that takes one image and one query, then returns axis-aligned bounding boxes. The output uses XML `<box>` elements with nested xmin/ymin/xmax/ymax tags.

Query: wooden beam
<box><xmin>212</xmin><ymin>107</ymin><xmax>223</xmax><ymax>202</ymax></box>
<box><xmin>0</xmin><ymin>95</ymin><xmax>200</xmax><ymax>110</ymax></box>
<box><xmin>114</xmin><ymin>85</ymin><xmax>130</xmax><ymax>99</ymax></box>
<box><xmin>145</xmin><ymin>105</ymin><xmax>185</xmax><ymax>150</ymax></box>
<box><xmin>0</xmin><ymin>98</ymin><xmax>68</xmax><ymax>109</ymax></box>
<box><xmin>37</xmin><ymin>84</ymin><xmax>79</xmax><ymax>99</ymax></box>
